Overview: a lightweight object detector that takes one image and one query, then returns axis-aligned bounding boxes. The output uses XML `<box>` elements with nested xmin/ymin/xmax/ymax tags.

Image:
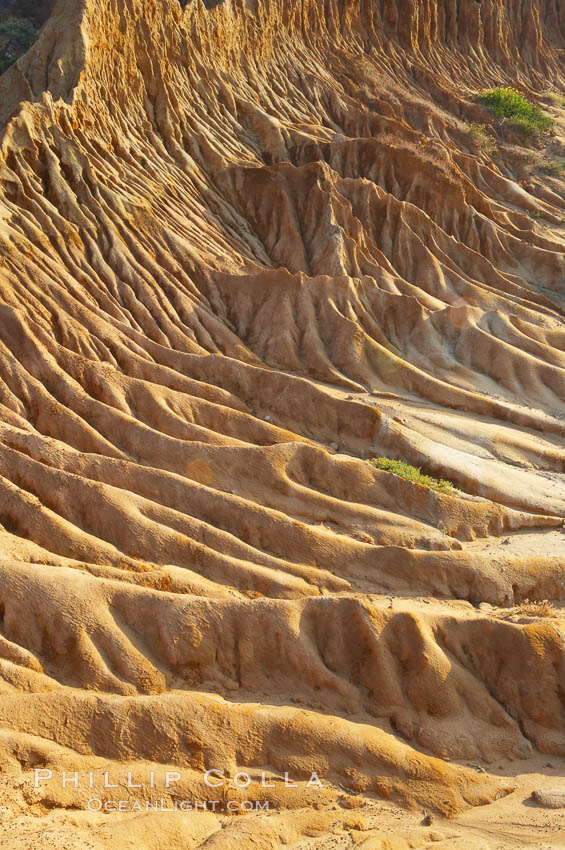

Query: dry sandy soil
<box><xmin>0</xmin><ymin>0</ymin><xmax>564</xmax><ymax>846</ymax></box>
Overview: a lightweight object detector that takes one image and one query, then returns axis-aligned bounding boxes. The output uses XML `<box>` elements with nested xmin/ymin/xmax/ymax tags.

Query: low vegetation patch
<box><xmin>537</xmin><ymin>159</ymin><xmax>565</xmax><ymax>178</ymax></box>
<box><xmin>479</xmin><ymin>87</ymin><xmax>553</xmax><ymax>138</ymax></box>
<box><xmin>498</xmin><ymin>599</ymin><xmax>557</xmax><ymax>619</ymax></box>
<box><xmin>467</xmin><ymin>122</ymin><xmax>497</xmax><ymax>157</ymax></box>
<box><xmin>542</xmin><ymin>90</ymin><xmax>565</xmax><ymax>108</ymax></box>
<box><xmin>370</xmin><ymin>458</ymin><xmax>456</xmax><ymax>495</ymax></box>
<box><xmin>519</xmin><ymin>599</ymin><xmax>556</xmax><ymax>617</ymax></box>
<box><xmin>0</xmin><ymin>17</ymin><xmax>37</xmax><ymax>74</ymax></box>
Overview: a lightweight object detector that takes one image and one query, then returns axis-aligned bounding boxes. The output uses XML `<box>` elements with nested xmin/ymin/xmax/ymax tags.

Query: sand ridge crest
<box><xmin>0</xmin><ymin>0</ymin><xmax>563</xmax><ymax>845</ymax></box>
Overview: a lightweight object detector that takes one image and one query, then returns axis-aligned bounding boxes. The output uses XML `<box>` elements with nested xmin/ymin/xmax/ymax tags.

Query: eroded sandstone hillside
<box><xmin>0</xmin><ymin>0</ymin><xmax>564</xmax><ymax>846</ymax></box>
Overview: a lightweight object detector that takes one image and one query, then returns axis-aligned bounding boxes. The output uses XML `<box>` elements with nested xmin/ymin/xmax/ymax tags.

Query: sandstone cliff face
<box><xmin>0</xmin><ymin>0</ymin><xmax>564</xmax><ymax>846</ymax></box>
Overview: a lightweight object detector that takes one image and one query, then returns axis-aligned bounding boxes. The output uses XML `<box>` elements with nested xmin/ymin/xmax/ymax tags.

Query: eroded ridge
<box><xmin>0</xmin><ymin>0</ymin><xmax>564</xmax><ymax>846</ymax></box>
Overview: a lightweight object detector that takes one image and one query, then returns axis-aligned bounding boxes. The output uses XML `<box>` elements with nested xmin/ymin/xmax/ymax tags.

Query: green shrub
<box><xmin>467</xmin><ymin>122</ymin><xmax>497</xmax><ymax>157</ymax></box>
<box><xmin>7</xmin><ymin>0</ymin><xmax>52</xmax><ymax>27</ymax></box>
<box><xmin>0</xmin><ymin>52</ymin><xmax>13</xmax><ymax>74</ymax></box>
<box><xmin>479</xmin><ymin>87</ymin><xmax>553</xmax><ymax>136</ymax></box>
<box><xmin>0</xmin><ymin>18</ymin><xmax>37</xmax><ymax>49</ymax></box>
<box><xmin>369</xmin><ymin>458</ymin><xmax>456</xmax><ymax>494</ymax></box>
<box><xmin>0</xmin><ymin>17</ymin><xmax>38</xmax><ymax>75</ymax></box>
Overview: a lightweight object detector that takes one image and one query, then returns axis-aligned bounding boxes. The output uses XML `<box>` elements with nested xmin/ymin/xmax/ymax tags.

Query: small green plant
<box><xmin>370</xmin><ymin>458</ymin><xmax>456</xmax><ymax>495</ymax></box>
<box><xmin>542</xmin><ymin>90</ymin><xmax>565</xmax><ymax>108</ymax></box>
<box><xmin>528</xmin><ymin>209</ymin><xmax>544</xmax><ymax>219</ymax></box>
<box><xmin>538</xmin><ymin>159</ymin><xmax>565</xmax><ymax>177</ymax></box>
<box><xmin>479</xmin><ymin>87</ymin><xmax>553</xmax><ymax>137</ymax></box>
<box><xmin>467</xmin><ymin>122</ymin><xmax>497</xmax><ymax>157</ymax></box>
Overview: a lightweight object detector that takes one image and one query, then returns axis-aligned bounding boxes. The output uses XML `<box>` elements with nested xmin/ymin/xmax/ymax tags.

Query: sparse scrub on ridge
<box><xmin>499</xmin><ymin>599</ymin><xmax>557</xmax><ymax>619</ymax></box>
<box><xmin>519</xmin><ymin>599</ymin><xmax>556</xmax><ymax>617</ymax></box>
<box><xmin>537</xmin><ymin>158</ymin><xmax>565</xmax><ymax>177</ymax></box>
<box><xmin>378</xmin><ymin>133</ymin><xmax>455</xmax><ymax>178</ymax></box>
<box><xmin>466</xmin><ymin>122</ymin><xmax>497</xmax><ymax>157</ymax></box>
<box><xmin>479</xmin><ymin>87</ymin><xmax>554</xmax><ymax>138</ymax></box>
<box><xmin>369</xmin><ymin>458</ymin><xmax>457</xmax><ymax>495</ymax></box>
<box><xmin>542</xmin><ymin>90</ymin><xmax>565</xmax><ymax>108</ymax></box>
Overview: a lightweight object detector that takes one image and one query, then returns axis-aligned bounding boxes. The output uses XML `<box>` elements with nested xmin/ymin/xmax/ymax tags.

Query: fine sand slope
<box><xmin>0</xmin><ymin>0</ymin><xmax>564</xmax><ymax>846</ymax></box>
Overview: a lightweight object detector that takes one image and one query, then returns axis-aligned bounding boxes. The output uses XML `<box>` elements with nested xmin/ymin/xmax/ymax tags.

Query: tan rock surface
<box><xmin>0</xmin><ymin>0</ymin><xmax>564</xmax><ymax>845</ymax></box>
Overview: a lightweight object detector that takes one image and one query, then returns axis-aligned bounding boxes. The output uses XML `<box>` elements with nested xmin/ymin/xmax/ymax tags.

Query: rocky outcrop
<box><xmin>0</xmin><ymin>0</ymin><xmax>563</xmax><ymax>846</ymax></box>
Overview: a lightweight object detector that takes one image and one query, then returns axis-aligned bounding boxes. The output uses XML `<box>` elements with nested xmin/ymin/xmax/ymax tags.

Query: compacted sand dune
<box><xmin>0</xmin><ymin>0</ymin><xmax>564</xmax><ymax>846</ymax></box>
